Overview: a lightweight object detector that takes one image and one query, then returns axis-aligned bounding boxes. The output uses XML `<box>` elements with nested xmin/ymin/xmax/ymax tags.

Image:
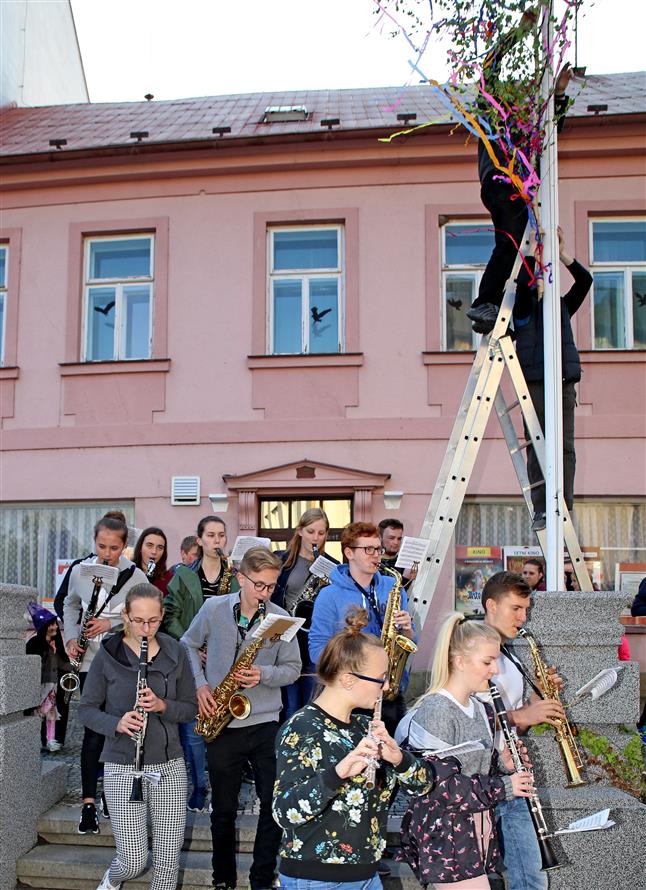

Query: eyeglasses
<box><xmin>128</xmin><ymin>617</ymin><xmax>162</xmax><ymax>627</ymax></box>
<box><xmin>239</xmin><ymin>572</ymin><xmax>278</xmax><ymax>594</ymax></box>
<box><xmin>349</xmin><ymin>546</ymin><xmax>385</xmax><ymax>556</ymax></box>
<box><xmin>350</xmin><ymin>672</ymin><xmax>387</xmax><ymax>687</ymax></box>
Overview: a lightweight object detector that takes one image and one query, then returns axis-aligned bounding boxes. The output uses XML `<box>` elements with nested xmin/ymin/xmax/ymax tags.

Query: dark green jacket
<box><xmin>162</xmin><ymin>559</ymin><xmax>239</xmax><ymax>640</ymax></box>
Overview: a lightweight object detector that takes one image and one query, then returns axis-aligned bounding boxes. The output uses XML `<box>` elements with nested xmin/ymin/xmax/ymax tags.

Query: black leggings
<box><xmin>79</xmin><ymin>672</ymin><xmax>104</xmax><ymax>799</ymax></box>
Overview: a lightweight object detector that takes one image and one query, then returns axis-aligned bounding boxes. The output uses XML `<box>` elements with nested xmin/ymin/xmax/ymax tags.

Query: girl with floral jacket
<box><xmin>272</xmin><ymin>607</ymin><xmax>432</xmax><ymax>889</ymax></box>
<box><xmin>394</xmin><ymin>613</ymin><xmax>535</xmax><ymax>888</ymax></box>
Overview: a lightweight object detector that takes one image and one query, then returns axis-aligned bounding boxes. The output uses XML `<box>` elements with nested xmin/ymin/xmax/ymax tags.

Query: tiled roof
<box><xmin>1</xmin><ymin>73</ymin><xmax>644</xmax><ymax>159</ymax></box>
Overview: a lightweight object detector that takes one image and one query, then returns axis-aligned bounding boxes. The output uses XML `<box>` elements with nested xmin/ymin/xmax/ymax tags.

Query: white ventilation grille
<box><xmin>171</xmin><ymin>476</ymin><xmax>200</xmax><ymax>505</ymax></box>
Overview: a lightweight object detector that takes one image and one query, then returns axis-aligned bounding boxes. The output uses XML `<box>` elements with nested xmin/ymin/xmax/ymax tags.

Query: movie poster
<box><xmin>503</xmin><ymin>546</ymin><xmax>543</xmax><ymax>576</ymax></box>
<box><xmin>455</xmin><ymin>546</ymin><xmax>504</xmax><ymax>615</ymax></box>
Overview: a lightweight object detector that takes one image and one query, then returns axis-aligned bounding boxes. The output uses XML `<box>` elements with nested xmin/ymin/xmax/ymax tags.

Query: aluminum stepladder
<box><xmin>409</xmin><ymin>252</ymin><xmax>592</xmax><ymax>631</ymax></box>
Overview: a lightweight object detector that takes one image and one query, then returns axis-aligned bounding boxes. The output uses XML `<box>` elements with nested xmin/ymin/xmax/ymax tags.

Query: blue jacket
<box><xmin>308</xmin><ymin>564</ymin><xmax>415</xmax><ymax>666</ymax></box>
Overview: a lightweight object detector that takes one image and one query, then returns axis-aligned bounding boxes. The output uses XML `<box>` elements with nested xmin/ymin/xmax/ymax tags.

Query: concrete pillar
<box><xmin>0</xmin><ymin>583</ymin><xmax>43</xmax><ymax>890</ymax></box>
<box><xmin>523</xmin><ymin>591</ymin><xmax>646</xmax><ymax>889</ymax></box>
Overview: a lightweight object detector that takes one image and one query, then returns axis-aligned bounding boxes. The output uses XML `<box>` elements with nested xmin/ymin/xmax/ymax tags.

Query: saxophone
<box><xmin>59</xmin><ymin>564</ymin><xmax>107</xmax><ymax>701</ymax></box>
<box><xmin>518</xmin><ymin>628</ymin><xmax>587</xmax><ymax>788</ymax></box>
<box><xmin>195</xmin><ymin>603</ymin><xmax>267</xmax><ymax>742</ymax></box>
<box><xmin>380</xmin><ymin>565</ymin><xmax>417</xmax><ymax>701</ymax></box>
<box><xmin>216</xmin><ymin>548</ymin><xmax>234</xmax><ymax>595</ymax></box>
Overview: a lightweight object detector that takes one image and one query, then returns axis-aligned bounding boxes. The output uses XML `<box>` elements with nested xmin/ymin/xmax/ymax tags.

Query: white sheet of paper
<box><xmin>573</xmin><ymin>666</ymin><xmax>623</xmax><ymax>703</ymax></box>
<box><xmin>251</xmin><ymin>612</ymin><xmax>305</xmax><ymax>643</ymax></box>
<box><xmin>309</xmin><ymin>555</ymin><xmax>336</xmax><ymax>580</ymax></box>
<box><xmin>396</xmin><ymin>536</ymin><xmax>428</xmax><ymax>570</ymax></box>
<box><xmin>421</xmin><ymin>740</ymin><xmax>486</xmax><ymax>757</ymax></box>
<box><xmin>555</xmin><ymin>808</ymin><xmax>615</xmax><ymax>834</ymax></box>
<box><xmin>79</xmin><ymin>563</ymin><xmax>119</xmax><ymax>586</ymax></box>
<box><xmin>229</xmin><ymin>536</ymin><xmax>272</xmax><ymax>562</ymax></box>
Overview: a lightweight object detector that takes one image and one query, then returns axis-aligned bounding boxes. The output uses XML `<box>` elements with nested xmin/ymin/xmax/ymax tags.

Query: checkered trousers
<box><xmin>103</xmin><ymin>757</ymin><xmax>187</xmax><ymax>890</ymax></box>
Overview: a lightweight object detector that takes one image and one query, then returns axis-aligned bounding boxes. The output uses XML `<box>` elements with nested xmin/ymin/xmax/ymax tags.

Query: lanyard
<box><xmin>352</xmin><ymin>578</ymin><xmax>383</xmax><ymax>630</ymax></box>
<box><xmin>232</xmin><ymin>603</ymin><xmax>262</xmax><ymax>659</ymax></box>
<box><xmin>501</xmin><ymin>644</ymin><xmax>543</xmax><ymax>699</ymax></box>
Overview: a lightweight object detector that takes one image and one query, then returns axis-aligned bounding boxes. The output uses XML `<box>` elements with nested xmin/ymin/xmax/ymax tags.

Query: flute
<box><xmin>365</xmin><ymin>695</ymin><xmax>383</xmax><ymax>790</ymax></box>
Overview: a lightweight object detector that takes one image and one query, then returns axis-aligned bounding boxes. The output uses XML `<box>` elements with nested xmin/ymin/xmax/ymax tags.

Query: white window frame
<box><xmin>267</xmin><ymin>224</ymin><xmax>345</xmax><ymax>355</ymax></box>
<box><xmin>82</xmin><ymin>234</ymin><xmax>154</xmax><ymax>362</ymax></box>
<box><xmin>441</xmin><ymin>220</ymin><xmax>490</xmax><ymax>351</ymax></box>
<box><xmin>0</xmin><ymin>244</ymin><xmax>7</xmax><ymax>366</ymax></box>
<box><xmin>589</xmin><ymin>217</ymin><xmax>646</xmax><ymax>350</ymax></box>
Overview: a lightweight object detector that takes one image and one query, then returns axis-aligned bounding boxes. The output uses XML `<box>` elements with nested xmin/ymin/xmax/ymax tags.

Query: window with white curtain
<box><xmin>590</xmin><ymin>218</ymin><xmax>646</xmax><ymax>349</ymax></box>
<box><xmin>442</xmin><ymin>222</ymin><xmax>495</xmax><ymax>351</ymax></box>
<box><xmin>457</xmin><ymin>499</ymin><xmax>646</xmax><ymax>589</ymax></box>
<box><xmin>0</xmin><ymin>502</ymin><xmax>134</xmax><ymax>599</ymax></box>
<box><xmin>268</xmin><ymin>226</ymin><xmax>344</xmax><ymax>354</ymax></box>
<box><xmin>83</xmin><ymin>235</ymin><xmax>154</xmax><ymax>361</ymax></box>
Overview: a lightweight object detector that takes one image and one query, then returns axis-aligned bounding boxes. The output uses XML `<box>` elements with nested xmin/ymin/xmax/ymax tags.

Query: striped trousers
<box><xmin>103</xmin><ymin>757</ymin><xmax>187</xmax><ymax>890</ymax></box>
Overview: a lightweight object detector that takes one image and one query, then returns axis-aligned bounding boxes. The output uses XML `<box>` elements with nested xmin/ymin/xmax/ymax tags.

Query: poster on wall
<box><xmin>503</xmin><ymin>546</ymin><xmax>543</xmax><ymax>576</ymax></box>
<box><xmin>614</xmin><ymin>563</ymin><xmax>646</xmax><ymax>598</ymax></box>
<box><xmin>455</xmin><ymin>547</ymin><xmax>503</xmax><ymax>615</ymax></box>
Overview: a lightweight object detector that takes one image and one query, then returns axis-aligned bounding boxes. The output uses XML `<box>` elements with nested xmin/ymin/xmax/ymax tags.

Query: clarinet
<box><xmin>130</xmin><ymin>636</ymin><xmax>149</xmax><ymax>802</ymax></box>
<box><xmin>365</xmin><ymin>695</ymin><xmax>383</xmax><ymax>790</ymax></box>
<box><xmin>146</xmin><ymin>558</ymin><xmax>156</xmax><ymax>578</ymax></box>
<box><xmin>488</xmin><ymin>682</ymin><xmax>559</xmax><ymax>871</ymax></box>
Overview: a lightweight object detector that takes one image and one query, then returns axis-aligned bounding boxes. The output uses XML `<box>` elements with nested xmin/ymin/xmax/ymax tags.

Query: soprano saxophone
<box><xmin>195</xmin><ymin>603</ymin><xmax>266</xmax><ymax>742</ymax></box>
<box><xmin>216</xmin><ymin>548</ymin><xmax>235</xmax><ymax>595</ymax></box>
<box><xmin>518</xmin><ymin>628</ymin><xmax>587</xmax><ymax>787</ymax></box>
<box><xmin>380</xmin><ymin>565</ymin><xmax>417</xmax><ymax>701</ymax></box>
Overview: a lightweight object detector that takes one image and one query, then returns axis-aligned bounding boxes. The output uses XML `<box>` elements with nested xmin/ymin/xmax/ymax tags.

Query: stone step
<box><xmin>16</xmin><ymin>843</ymin><xmax>418</xmax><ymax>890</ymax></box>
<box><xmin>38</xmin><ymin>761</ymin><xmax>70</xmax><ymax>817</ymax></box>
<box><xmin>36</xmin><ymin>803</ymin><xmax>404</xmax><ymax>851</ymax></box>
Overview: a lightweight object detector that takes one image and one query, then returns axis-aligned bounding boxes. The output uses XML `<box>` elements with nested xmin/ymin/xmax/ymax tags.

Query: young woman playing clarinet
<box><xmin>395</xmin><ymin>613</ymin><xmax>535</xmax><ymax>888</ymax></box>
<box><xmin>63</xmin><ymin>510</ymin><xmax>147</xmax><ymax>834</ymax></box>
<box><xmin>272</xmin><ymin>507</ymin><xmax>339</xmax><ymax>719</ymax></box>
<box><xmin>133</xmin><ymin>527</ymin><xmax>173</xmax><ymax>597</ymax></box>
<box><xmin>272</xmin><ymin>607</ymin><xmax>432</xmax><ymax>890</ymax></box>
<box><xmin>78</xmin><ymin>582</ymin><xmax>196</xmax><ymax>890</ymax></box>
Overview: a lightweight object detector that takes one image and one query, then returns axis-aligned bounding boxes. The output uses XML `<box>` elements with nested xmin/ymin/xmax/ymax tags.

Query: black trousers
<box><xmin>206</xmin><ymin>721</ymin><xmax>281</xmax><ymax>890</ymax></box>
<box><xmin>473</xmin><ymin>176</ymin><xmax>529</xmax><ymax>309</ymax></box>
<box><xmin>79</xmin><ymin>671</ymin><xmax>104</xmax><ymax>799</ymax></box>
<box><xmin>525</xmin><ymin>380</ymin><xmax>577</xmax><ymax>515</ymax></box>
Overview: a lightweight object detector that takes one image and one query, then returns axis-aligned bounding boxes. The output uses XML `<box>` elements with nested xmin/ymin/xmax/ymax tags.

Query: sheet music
<box><xmin>555</xmin><ymin>808</ymin><xmax>615</xmax><ymax>834</ymax></box>
<box><xmin>420</xmin><ymin>740</ymin><xmax>486</xmax><ymax>758</ymax></box>
<box><xmin>395</xmin><ymin>536</ymin><xmax>428</xmax><ymax>570</ymax></box>
<box><xmin>251</xmin><ymin>612</ymin><xmax>305</xmax><ymax>643</ymax></box>
<box><xmin>229</xmin><ymin>536</ymin><xmax>272</xmax><ymax>562</ymax></box>
<box><xmin>573</xmin><ymin>666</ymin><xmax>624</xmax><ymax>703</ymax></box>
<box><xmin>79</xmin><ymin>563</ymin><xmax>119</xmax><ymax>586</ymax></box>
<box><xmin>309</xmin><ymin>555</ymin><xmax>336</xmax><ymax>580</ymax></box>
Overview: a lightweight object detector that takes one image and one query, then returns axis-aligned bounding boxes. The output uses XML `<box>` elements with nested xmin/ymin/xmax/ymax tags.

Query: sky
<box><xmin>70</xmin><ymin>0</ymin><xmax>646</xmax><ymax>103</ymax></box>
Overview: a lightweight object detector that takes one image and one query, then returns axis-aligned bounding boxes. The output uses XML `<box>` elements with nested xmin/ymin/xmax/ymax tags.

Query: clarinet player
<box><xmin>78</xmin><ymin>582</ymin><xmax>196</xmax><ymax>890</ymax></box>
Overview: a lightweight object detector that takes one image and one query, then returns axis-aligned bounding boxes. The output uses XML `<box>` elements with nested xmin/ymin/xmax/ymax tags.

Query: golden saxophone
<box><xmin>195</xmin><ymin>603</ymin><xmax>267</xmax><ymax>742</ymax></box>
<box><xmin>290</xmin><ymin>545</ymin><xmax>329</xmax><ymax>624</ymax></box>
<box><xmin>518</xmin><ymin>628</ymin><xmax>587</xmax><ymax>788</ymax></box>
<box><xmin>216</xmin><ymin>548</ymin><xmax>235</xmax><ymax>595</ymax></box>
<box><xmin>380</xmin><ymin>565</ymin><xmax>417</xmax><ymax>701</ymax></box>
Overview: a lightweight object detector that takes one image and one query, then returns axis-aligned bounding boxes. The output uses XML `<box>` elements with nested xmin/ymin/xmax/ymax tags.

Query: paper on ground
<box><xmin>555</xmin><ymin>808</ymin><xmax>615</xmax><ymax>834</ymax></box>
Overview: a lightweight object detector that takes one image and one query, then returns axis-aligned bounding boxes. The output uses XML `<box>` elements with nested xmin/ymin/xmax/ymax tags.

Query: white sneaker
<box><xmin>96</xmin><ymin>868</ymin><xmax>121</xmax><ymax>890</ymax></box>
<box><xmin>46</xmin><ymin>739</ymin><xmax>62</xmax><ymax>752</ymax></box>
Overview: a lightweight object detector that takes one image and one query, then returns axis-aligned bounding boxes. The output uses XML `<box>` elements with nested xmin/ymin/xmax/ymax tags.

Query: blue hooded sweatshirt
<box><xmin>308</xmin><ymin>564</ymin><xmax>415</xmax><ymax>668</ymax></box>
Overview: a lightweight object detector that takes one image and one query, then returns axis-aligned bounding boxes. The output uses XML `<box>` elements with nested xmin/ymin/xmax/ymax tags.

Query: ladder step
<box><xmin>498</xmin><ymin>398</ymin><xmax>521</xmax><ymax>416</ymax></box>
<box><xmin>522</xmin><ymin>480</ymin><xmax>545</xmax><ymax>492</ymax></box>
<box><xmin>510</xmin><ymin>441</ymin><xmax>532</xmax><ymax>454</ymax></box>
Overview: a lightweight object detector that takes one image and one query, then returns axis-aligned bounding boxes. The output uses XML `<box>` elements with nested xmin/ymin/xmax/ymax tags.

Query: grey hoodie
<box><xmin>181</xmin><ymin>592</ymin><xmax>301</xmax><ymax>728</ymax></box>
<box><xmin>78</xmin><ymin>631</ymin><xmax>196</xmax><ymax>765</ymax></box>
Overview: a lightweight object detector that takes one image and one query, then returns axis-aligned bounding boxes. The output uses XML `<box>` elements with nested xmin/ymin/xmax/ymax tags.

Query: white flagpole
<box><xmin>540</xmin><ymin>4</ymin><xmax>565</xmax><ymax>591</ymax></box>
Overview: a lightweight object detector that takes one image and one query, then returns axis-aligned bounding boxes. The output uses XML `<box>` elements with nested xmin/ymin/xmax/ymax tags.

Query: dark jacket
<box><xmin>513</xmin><ymin>258</ymin><xmax>593</xmax><ymax>383</ymax></box>
<box><xmin>78</xmin><ymin>630</ymin><xmax>196</xmax><ymax>765</ymax></box>
<box><xmin>162</xmin><ymin>558</ymin><xmax>239</xmax><ymax>640</ymax></box>
<box><xmin>396</xmin><ymin>704</ymin><xmax>508</xmax><ymax>885</ymax></box>
<box><xmin>631</xmin><ymin>578</ymin><xmax>646</xmax><ymax>617</ymax></box>
<box><xmin>53</xmin><ymin>553</ymin><xmax>94</xmax><ymax>620</ymax></box>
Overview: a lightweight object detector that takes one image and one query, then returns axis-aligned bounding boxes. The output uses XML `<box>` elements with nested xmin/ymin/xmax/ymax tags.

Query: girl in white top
<box><xmin>63</xmin><ymin>510</ymin><xmax>147</xmax><ymax>835</ymax></box>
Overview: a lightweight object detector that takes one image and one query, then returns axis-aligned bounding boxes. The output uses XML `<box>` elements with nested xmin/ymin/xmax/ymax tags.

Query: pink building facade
<box><xmin>1</xmin><ymin>77</ymin><xmax>645</xmax><ymax>651</ymax></box>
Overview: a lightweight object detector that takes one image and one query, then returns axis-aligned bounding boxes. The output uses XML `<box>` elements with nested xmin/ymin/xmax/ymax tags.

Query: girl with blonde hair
<box><xmin>395</xmin><ymin>613</ymin><xmax>535</xmax><ymax>888</ymax></box>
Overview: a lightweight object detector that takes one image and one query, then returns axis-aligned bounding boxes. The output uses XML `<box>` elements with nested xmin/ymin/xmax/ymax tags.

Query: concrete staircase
<box><xmin>16</xmin><ymin>805</ymin><xmax>419</xmax><ymax>889</ymax></box>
